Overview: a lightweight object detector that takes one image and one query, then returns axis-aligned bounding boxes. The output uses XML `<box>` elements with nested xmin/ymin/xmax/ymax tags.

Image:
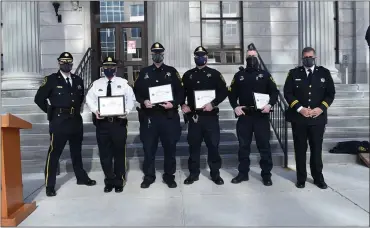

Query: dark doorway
<box><xmin>90</xmin><ymin>1</ymin><xmax>148</xmax><ymax>85</ymax></box>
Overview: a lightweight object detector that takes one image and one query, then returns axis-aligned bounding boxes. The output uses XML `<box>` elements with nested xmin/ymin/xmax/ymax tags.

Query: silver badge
<box><xmin>77</xmin><ymin>85</ymin><xmax>82</xmax><ymax>90</ymax></box>
<box><xmin>189</xmin><ymin>74</ymin><xmax>192</xmax><ymax>80</ymax></box>
<box><xmin>197</xmin><ymin>81</ymin><xmax>200</xmax><ymax>83</ymax></box>
<box><xmin>166</xmin><ymin>72</ymin><xmax>171</xmax><ymax>77</ymax></box>
<box><xmin>144</xmin><ymin>73</ymin><xmax>149</xmax><ymax>79</ymax></box>
<box><xmin>207</xmin><ymin>73</ymin><xmax>212</xmax><ymax>78</ymax></box>
<box><xmin>321</xmin><ymin>78</ymin><xmax>325</xmax><ymax>82</ymax></box>
<box><xmin>240</xmin><ymin>76</ymin><xmax>244</xmax><ymax>81</ymax></box>
<box><xmin>258</xmin><ymin>74</ymin><xmax>263</xmax><ymax>78</ymax></box>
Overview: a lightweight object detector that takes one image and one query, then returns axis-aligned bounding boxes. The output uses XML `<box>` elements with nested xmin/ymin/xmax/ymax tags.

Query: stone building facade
<box><xmin>1</xmin><ymin>1</ymin><xmax>369</xmax><ymax>95</ymax></box>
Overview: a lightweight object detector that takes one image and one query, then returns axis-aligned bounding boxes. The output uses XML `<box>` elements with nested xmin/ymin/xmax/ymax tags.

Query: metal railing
<box><xmin>74</xmin><ymin>48</ymin><xmax>93</xmax><ymax>94</ymax></box>
<box><xmin>247</xmin><ymin>43</ymin><xmax>289</xmax><ymax>168</ymax></box>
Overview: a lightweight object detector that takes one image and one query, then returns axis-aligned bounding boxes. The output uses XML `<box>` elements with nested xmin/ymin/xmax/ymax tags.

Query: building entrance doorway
<box><xmin>90</xmin><ymin>1</ymin><xmax>148</xmax><ymax>85</ymax></box>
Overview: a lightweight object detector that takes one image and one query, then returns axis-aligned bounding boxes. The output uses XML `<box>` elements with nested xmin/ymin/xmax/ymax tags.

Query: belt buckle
<box><xmin>108</xmin><ymin>117</ymin><xmax>114</xmax><ymax>122</ymax></box>
<box><xmin>70</xmin><ymin>107</ymin><xmax>75</xmax><ymax>114</ymax></box>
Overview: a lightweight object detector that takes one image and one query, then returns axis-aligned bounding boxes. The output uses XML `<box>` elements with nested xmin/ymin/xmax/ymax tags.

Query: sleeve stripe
<box><xmin>322</xmin><ymin>101</ymin><xmax>329</xmax><ymax>108</ymax></box>
<box><xmin>290</xmin><ymin>100</ymin><xmax>299</xmax><ymax>108</ymax></box>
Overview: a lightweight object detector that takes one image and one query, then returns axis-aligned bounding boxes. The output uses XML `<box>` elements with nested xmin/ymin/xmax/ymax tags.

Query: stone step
<box><xmin>3</xmin><ymin>107</ymin><xmax>370</xmax><ymax>124</ymax></box>
<box><xmin>2</xmin><ymin>99</ymin><xmax>369</xmax><ymax>114</ymax></box>
<box><xmin>20</xmin><ymin>149</ymin><xmax>359</xmax><ymax>174</ymax></box>
<box><xmin>20</xmin><ymin>137</ymin><xmax>367</xmax><ymax>162</ymax></box>
<box><xmin>17</xmin><ymin>116</ymin><xmax>369</xmax><ymax>134</ymax></box>
<box><xmin>2</xmin><ymin>89</ymin><xmax>369</xmax><ymax>106</ymax></box>
<box><xmin>19</xmin><ymin>127</ymin><xmax>369</xmax><ymax>147</ymax></box>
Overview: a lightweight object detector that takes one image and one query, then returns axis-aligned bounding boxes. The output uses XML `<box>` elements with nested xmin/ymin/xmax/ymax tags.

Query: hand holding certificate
<box><xmin>253</xmin><ymin>92</ymin><xmax>270</xmax><ymax>110</ymax></box>
<box><xmin>194</xmin><ymin>90</ymin><xmax>216</xmax><ymax>109</ymax></box>
<box><xmin>149</xmin><ymin>84</ymin><xmax>173</xmax><ymax>104</ymax></box>
<box><xmin>98</xmin><ymin>95</ymin><xmax>126</xmax><ymax>117</ymax></box>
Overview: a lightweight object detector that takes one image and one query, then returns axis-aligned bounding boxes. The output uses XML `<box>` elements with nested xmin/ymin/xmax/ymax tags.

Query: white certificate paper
<box><xmin>98</xmin><ymin>96</ymin><xmax>126</xmax><ymax>117</ymax></box>
<box><xmin>149</xmin><ymin>84</ymin><xmax>173</xmax><ymax>104</ymax></box>
<box><xmin>194</xmin><ymin>90</ymin><xmax>216</xmax><ymax>109</ymax></box>
<box><xmin>253</xmin><ymin>92</ymin><xmax>270</xmax><ymax>110</ymax></box>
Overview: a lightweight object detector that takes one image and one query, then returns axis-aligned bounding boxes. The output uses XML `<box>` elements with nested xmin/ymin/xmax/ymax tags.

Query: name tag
<box><xmin>295</xmin><ymin>79</ymin><xmax>301</xmax><ymax>81</ymax></box>
<box><xmin>57</xmin><ymin>86</ymin><xmax>63</xmax><ymax>88</ymax></box>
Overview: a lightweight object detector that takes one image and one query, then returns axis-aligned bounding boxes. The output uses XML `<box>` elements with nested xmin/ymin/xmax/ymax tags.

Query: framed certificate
<box><xmin>253</xmin><ymin>92</ymin><xmax>270</xmax><ymax>110</ymax></box>
<box><xmin>194</xmin><ymin>90</ymin><xmax>216</xmax><ymax>109</ymax></box>
<box><xmin>98</xmin><ymin>95</ymin><xmax>126</xmax><ymax>117</ymax></box>
<box><xmin>149</xmin><ymin>84</ymin><xmax>174</xmax><ymax>104</ymax></box>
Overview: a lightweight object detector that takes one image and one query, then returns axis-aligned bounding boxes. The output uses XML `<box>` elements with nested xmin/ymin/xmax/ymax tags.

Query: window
<box><xmin>99</xmin><ymin>1</ymin><xmax>145</xmax><ymax>23</ymax></box>
<box><xmin>201</xmin><ymin>1</ymin><xmax>243</xmax><ymax>64</ymax></box>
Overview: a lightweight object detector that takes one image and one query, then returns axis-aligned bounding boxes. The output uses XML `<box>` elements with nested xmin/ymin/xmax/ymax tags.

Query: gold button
<box><xmin>72</xmin><ymin>100</ymin><xmax>74</xmax><ymax>102</ymax></box>
<box><xmin>309</xmin><ymin>99</ymin><xmax>311</xmax><ymax>101</ymax></box>
<box><xmin>309</xmin><ymin>85</ymin><xmax>312</xmax><ymax>88</ymax></box>
<box><xmin>71</xmin><ymin>93</ymin><xmax>73</xmax><ymax>95</ymax></box>
<box><xmin>309</xmin><ymin>92</ymin><xmax>311</xmax><ymax>95</ymax></box>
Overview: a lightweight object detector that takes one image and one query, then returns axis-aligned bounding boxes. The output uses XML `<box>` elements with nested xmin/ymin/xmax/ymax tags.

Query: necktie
<box><xmin>66</xmin><ymin>77</ymin><xmax>72</xmax><ymax>89</ymax></box>
<box><xmin>107</xmin><ymin>80</ymin><xmax>112</xmax><ymax>97</ymax></box>
<box><xmin>307</xmin><ymin>69</ymin><xmax>313</xmax><ymax>84</ymax></box>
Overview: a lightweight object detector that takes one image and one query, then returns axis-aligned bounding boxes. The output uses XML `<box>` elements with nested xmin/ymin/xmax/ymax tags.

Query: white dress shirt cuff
<box><xmin>296</xmin><ymin>106</ymin><xmax>303</xmax><ymax>113</ymax></box>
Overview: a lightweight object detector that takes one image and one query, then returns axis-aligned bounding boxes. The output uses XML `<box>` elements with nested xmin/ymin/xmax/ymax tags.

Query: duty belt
<box><xmin>56</xmin><ymin>107</ymin><xmax>77</xmax><ymax>115</ymax></box>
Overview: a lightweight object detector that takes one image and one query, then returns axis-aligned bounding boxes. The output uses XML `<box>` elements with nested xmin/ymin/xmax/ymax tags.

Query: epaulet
<box><xmin>238</xmin><ymin>66</ymin><xmax>245</xmax><ymax>72</ymax></box>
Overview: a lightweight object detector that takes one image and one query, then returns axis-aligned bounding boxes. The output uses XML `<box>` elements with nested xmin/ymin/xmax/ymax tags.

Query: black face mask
<box><xmin>246</xmin><ymin>56</ymin><xmax>259</xmax><ymax>69</ymax></box>
<box><xmin>302</xmin><ymin>57</ymin><xmax>315</xmax><ymax>67</ymax></box>
<box><xmin>152</xmin><ymin>53</ymin><xmax>164</xmax><ymax>63</ymax></box>
<box><xmin>60</xmin><ymin>64</ymin><xmax>73</xmax><ymax>73</ymax></box>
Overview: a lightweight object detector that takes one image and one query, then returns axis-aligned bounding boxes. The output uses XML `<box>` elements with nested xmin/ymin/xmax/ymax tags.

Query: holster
<box><xmin>47</xmin><ymin>105</ymin><xmax>53</xmax><ymax>121</ymax></box>
<box><xmin>92</xmin><ymin>112</ymin><xmax>97</xmax><ymax>126</ymax></box>
<box><xmin>137</xmin><ymin>106</ymin><xmax>144</xmax><ymax>122</ymax></box>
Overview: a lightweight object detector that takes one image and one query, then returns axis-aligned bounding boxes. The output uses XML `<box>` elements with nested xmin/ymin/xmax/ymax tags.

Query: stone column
<box><xmin>298</xmin><ymin>2</ymin><xmax>341</xmax><ymax>83</ymax></box>
<box><xmin>152</xmin><ymin>2</ymin><xmax>191</xmax><ymax>74</ymax></box>
<box><xmin>1</xmin><ymin>1</ymin><xmax>42</xmax><ymax>91</ymax></box>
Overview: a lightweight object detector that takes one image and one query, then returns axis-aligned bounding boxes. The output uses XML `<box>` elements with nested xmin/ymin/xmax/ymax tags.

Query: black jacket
<box><xmin>283</xmin><ymin>66</ymin><xmax>336</xmax><ymax>125</ymax></box>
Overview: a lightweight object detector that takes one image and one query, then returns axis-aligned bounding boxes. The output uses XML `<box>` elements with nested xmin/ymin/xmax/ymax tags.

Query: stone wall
<box><xmin>39</xmin><ymin>2</ymin><xmax>91</xmax><ymax>76</ymax></box>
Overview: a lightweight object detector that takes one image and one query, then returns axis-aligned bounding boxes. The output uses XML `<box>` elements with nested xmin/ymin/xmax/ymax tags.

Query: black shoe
<box><xmin>314</xmin><ymin>180</ymin><xmax>328</xmax><ymax>189</ymax></box>
<box><xmin>295</xmin><ymin>182</ymin><xmax>305</xmax><ymax>188</ymax></box>
<box><xmin>46</xmin><ymin>187</ymin><xmax>56</xmax><ymax>197</ymax></box>
<box><xmin>231</xmin><ymin>174</ymin><xmax>249</xmax><ymax>184</ymax></box>
<box><xmin>262</xmin><ymin>178</ymin><xmax>273</xmax><ymax>186</ymax></box>
<box><xmin>140</xmin><ymin>178</ymin><xmax>155</xmax><ymax>189</ymax></box>
<box><xmin>115</xmin><ymin>186</ymin><xmax>124</xmax><ymax>193</ymax></box>
<box><xmin>211</xmin><ymin>176</ymin><xmax>224</xmax><ymax>185</ymax></box>
<box><xmin>163</xmin><ymin>178</ymin><xmax>177</xmax><ymax>188</ymax></box>
<box><xmin>104</xmin><ymin>185</ymin><xmax>114</xmax><ymax>193</ymax></box>
<box><xmin>77</xmin><ymin>179</ymin><xmax>97</xmax><ymax>186</ymax></box>
<box><xmin>184</xmin><ymin>175</ymin><xmax>199</xmax><ymax>185</ymax></box>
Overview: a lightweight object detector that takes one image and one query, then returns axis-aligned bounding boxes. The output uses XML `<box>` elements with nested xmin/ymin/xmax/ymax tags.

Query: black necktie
<box><xmin>107</xmin><ymin>80</ymin><xmax>112</xmax><ymax>97</ymax></box>
<box><xmin>307</xmin><ymin>69</ymin><xmax>313</xmax><ymax>84</ymax></box>
<box><xmin>66</xmin><ymin>77</ymin><xmax>72</xmax><ymax>89</ymax></box>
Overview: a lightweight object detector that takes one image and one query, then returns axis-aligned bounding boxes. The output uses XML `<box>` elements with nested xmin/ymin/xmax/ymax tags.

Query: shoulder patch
<box><xmin>219</xmin><ymin>73</ymin><xmax>226</xmax><ymax>83</ymax></box>
<box><xmin>40</xmin><ymin>76</ymin><xmax>48</xmax><ymax>87</ymax></box>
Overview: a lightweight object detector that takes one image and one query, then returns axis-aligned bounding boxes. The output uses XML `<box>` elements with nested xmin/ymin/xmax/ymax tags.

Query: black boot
<box><xmin>140</xmin><ymin>177</ymin><xmax>155</xmax><ymax>189</ymax></box>
<box><xmin>104</xmin><ymin>184</ymin><xmax>114</xmax><ymax>193</ymax></box>
<box><xmin>211</xmin><ymin>176</ymin><xmax>224</xmax><ymax>185</ymax></box>
<box><xmin>231</xmin><ymin>174</ymin><xmax>249</xmax><ymax>184</ymax></box>
<box><xmin>184</xmin><ymin>175</ymin><xmax>199</xmax><ymax>185</ymax></box>
<box><xmin>46</xmin><ymin>187</ymin><xmax>56</xmax><ymax>197</ymax></box>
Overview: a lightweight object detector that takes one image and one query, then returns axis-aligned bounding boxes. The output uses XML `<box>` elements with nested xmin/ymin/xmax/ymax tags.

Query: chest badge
<box><xmin>144</xmin><ymin>73</ymin><xmax>149</xmax><ymax>79</ymax></box>
<box><xmin>321</xmin><ymin>78</ymin><xmax>325</xmax><ymax>82</ymax></box>
<box><xmin>206</xmin><ymin>73</ymin><xmax>212</xmax><ymax>78</ymax></box>
<box><xmin>166</xmin><ymin>72</ymin><xmax>171</xmax><ymax>77</ymax></box>
<box><xmin>77</xmin><ymin>85</ymin><xmax>82</xmax><ymax>90</ymax></box>
<box><xmin>240</xmin><ymin>76</ymin><xmax>244</xmax><ymax>81</ymax></box>
<box><xmin>117</xmin><ymin>85</ymin><xmax>121</xmax><ymax>89</ymax></box>
<box><xmin>189</xmin><ymin>74</ymin><xmax>192</xmax><ymax>80</ymax></box>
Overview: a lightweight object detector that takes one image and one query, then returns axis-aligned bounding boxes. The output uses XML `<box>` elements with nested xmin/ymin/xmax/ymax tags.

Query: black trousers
<box><xmin>187</xmin><ymin>115</ymin><xmax>221</xmax><ymax>178</ymax></box>
<box><xmin>291</xmin><ymin>123</ymin><xmax>325</xmax><ymax>183</ymax></box>
<box><xmin>139</xmin><ymin>113</ymin><xmax>181</xmax><ymax>181</ymax></box>
<box><xmin>45</xmin><ymin>115</ymin><xmax>88</xmax><ymax>188</ymax></box>
<box><xmin>96</xmin><ymin>118</ymin><xmax>128</xmax><ymax>186</ymax></box>
<box><xmin>236</xmin><ymin>115</ymin><xmax>273</xmax><ymax>178</ymax></box>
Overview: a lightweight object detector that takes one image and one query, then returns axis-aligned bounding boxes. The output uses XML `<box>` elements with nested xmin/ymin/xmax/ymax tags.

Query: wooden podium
<box><xmin>1</xmin><ymin>114</ymin><xmax>37</xmax><ymax>226</ymax></box>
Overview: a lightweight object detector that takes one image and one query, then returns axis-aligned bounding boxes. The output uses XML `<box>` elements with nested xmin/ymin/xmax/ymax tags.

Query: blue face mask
<box><xmin>104</xmin><ymin>68</ymin><xmax>116</xmax><ymax>78</ymax></box>
<box><xmin>194</xmin><ymin>56</ymin><xmax>207</xmax><ymax>66</ymax></box>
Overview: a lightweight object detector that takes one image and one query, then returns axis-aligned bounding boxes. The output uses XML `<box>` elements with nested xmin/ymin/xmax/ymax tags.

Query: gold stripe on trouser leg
<box><xmin>45</xmin><ymin>133</ymin><xmax>54</xmax><ymax>185</ymax></box>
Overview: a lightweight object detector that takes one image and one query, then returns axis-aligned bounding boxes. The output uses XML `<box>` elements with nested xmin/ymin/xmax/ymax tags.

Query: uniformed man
<box><xmin>284</xmin><ymin>47</ymin><xmax>335</xmax><ymax>189</ymax></box>
<box><xmin>85</xmin><ymin>57</ymin><xmax>136</xmax><ymax>193</ymax></box>
<box><xmin>181</xmin><ymin>46</ymin><xmax>228</xmax><ymax>185</ymax></box>
<box><xmin>366</xmin><ymin>25</ymin><xmax>370</xmax><ymax>48</ymax></box>
<box><xmin>34</xmin><ymin>52</ymin><xmax>96</xmax><ymax>197</ymax></box>
<box><xmin>228</xmin><ymin>48</ymin><xmax>279</xmax><ymax>186</ymax></box>
<box><xmin>133</xmin><ymin>42</ymin><xmax>184</xmax><ymax>189</ymax></box>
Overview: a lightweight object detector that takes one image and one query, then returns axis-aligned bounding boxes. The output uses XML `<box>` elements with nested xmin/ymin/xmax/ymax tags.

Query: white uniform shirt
<box><xmin>85</xmin><ymin>76</ymin><xmax>136</xmax><ymax>114</ymax></box>
<box><xmin>297</xmin><ymin>65</ymin><xmax>315</xmax><ymax>113</ymax></box>
<box><xmin>60</xmin><ymin>71</ymin><xmax>72</xmax><ymax>86</ymax></box>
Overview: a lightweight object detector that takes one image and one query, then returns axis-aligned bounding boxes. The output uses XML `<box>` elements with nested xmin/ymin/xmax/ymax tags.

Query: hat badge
<box><xmin>199</xmin><ymin>47</ymin><xmax>203</xmax><ymax>51</ymax></box>
<box><xmin>108</xmin><ymin>57</ymin><xmax>112</xmax><ymax>61</ymax></box>
<box><xmin>155</xmin><ymin>43</ymin><xmax>159</xmax><ymax>48</ymax></box>
<box><xmin>64</xmin><ymin>53</ymin><xmax>69</xmax><ymax>57</ymax></box>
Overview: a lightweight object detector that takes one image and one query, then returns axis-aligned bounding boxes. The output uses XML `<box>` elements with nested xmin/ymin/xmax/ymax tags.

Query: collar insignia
<box><xmin>189</xmin><ymin>74</ymin><xmax>192</xmax><ymax>79</ymax></box>
<box><xmin>77</xmin><ymin>85</ymin><xmax>82</xmax><ymax>90</ymax></box>
<box><xmin>144</xmin><ymin>73</ymin><xmax>149</xmax><ymax>79</ymax></box>
<box><xmin>207</xmin><ymin>73</ymin><xmax>211</xmax><ymax>78</ymax></box>
<box><xmin>240</xmin><ymin>76</ymin><xmax>244</xmax><ymax>81</ymax></box>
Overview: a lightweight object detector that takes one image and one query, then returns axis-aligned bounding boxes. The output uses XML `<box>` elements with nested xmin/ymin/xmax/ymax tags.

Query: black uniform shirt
<box><xmin>181</xmin><ymin>66</ymin><xmax>228</xmax><ymax>112</ymax></box>
<box><xmin>34</xmin><ymin>71</ymin><xmax>84</xmax><ymax>113</ymax></box>
<box><xmin>228</xmin><ymin>68</ymin><xmax>279</xmax><ymax>109</ymax></box>
<box><xmin>283</xmin><ymin>65</ymin><xmax>336</xmax><ymax>124</ymax></box>
<box><xmin>133</xmin><ymin>64</ymin><xmax>184</xmax><ymax>111</ymax></box>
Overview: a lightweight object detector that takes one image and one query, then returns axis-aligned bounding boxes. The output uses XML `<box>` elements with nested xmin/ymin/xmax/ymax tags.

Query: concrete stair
<box><xmin>1</xmin><ymin>84</ymin><xmax>369</xmax><ymax>173</ymax></box>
